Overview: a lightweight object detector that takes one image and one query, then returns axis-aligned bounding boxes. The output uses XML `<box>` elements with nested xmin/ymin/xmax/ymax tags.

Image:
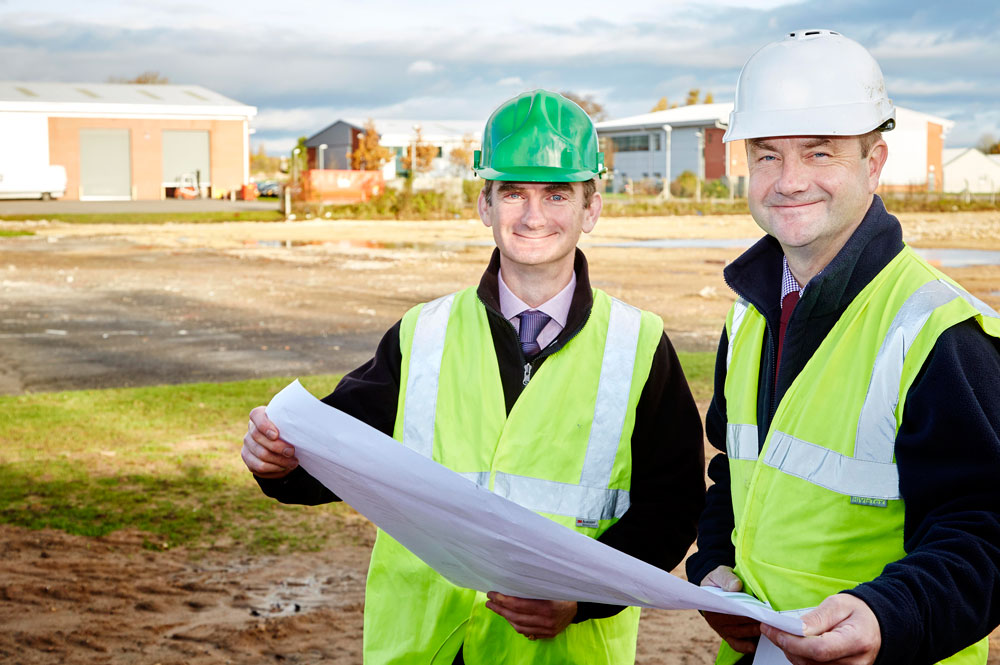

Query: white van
<box><xmin>0</xmin><ymin>165</ymin><xmax>67</xmax><ymax>200</ymax></box>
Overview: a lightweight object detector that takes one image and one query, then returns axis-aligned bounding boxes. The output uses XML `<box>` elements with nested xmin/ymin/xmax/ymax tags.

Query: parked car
<box><xmin>256</xmin><ymin>180</ymin><xmax>281</xmax><ymax>198</ymax></box>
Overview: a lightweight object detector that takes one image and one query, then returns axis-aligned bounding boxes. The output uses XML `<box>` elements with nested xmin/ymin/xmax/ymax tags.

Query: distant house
<box><xmin>596</xmin><ymin>103</ymin><xmax>954</xmax><ymax>195</ymax></box>
<box><xmin>304</xmin><ymin>120</ymin><xmax>363</xmax><ymax>172</ymax></box>
<box><xmin>942</xmin><ymin>147</ymin><xmax>1000</xmax><ymax>193</ymax></box>
<box><xmin>305</xmin><ymin>119</ymin><xmax>482</xmax><ymax>180</ymax></box>
<box><xmin>0</xmin><ymin>80</ymin><xmax>256</xmax><ymax>200</ymax></box>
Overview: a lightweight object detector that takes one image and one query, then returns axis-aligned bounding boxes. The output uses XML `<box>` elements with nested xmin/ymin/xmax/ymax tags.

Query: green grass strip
<box><xmin>1</xmin><ymin>353</ymin><xmax>714</xmax><ymax>551</ymax></box>
<box><xmin>0</xmin><ymin>210</ymin><xmax>286</xmax><ymax>224</ymax></box>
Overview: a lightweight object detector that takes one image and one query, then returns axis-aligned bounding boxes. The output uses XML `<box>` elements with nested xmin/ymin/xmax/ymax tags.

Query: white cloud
<box><xmin>888</xmin><ymin>78</ymin><xmax>982</xmax><ymax>97</ymax></box>
<box><xmin>497</xmin><ymin>76</ymin><xmax>524</xmax><ymax>86</ymax></box>
<box><xmin>408</xmin><ymin>60</ymin><xmax>439</xmax><ymax>74</ymax></box>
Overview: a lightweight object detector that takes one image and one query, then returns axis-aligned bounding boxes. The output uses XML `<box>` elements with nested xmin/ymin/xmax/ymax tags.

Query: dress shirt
<box><xmin>497</xmin><ymin>269</ymin><xmax>575</xmax><ymax>352</ymax></box>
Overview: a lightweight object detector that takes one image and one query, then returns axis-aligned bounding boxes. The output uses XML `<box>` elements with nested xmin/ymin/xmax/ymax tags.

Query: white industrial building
<box><xmin>0</xmin><ymin>81</ymin><xmax>256</xmax><ymax>200</ymax></box>
<box><xmin>878</xmin><ymin>107</ymin><xmax>954</xmax><ymax>193</ymax></box>
<box><xmin>942</xmin><ymin>148</ymin><xmax>1000</xmax><ymax>193</ymax></box>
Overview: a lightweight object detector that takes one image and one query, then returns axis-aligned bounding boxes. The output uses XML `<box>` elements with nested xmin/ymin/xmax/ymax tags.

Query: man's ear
<box><xmin>866</xmin><ymin>139</ymin><xmax>889</xmax><ymax>194</ymax></box>
<box><xmin>581</xmin><ymin>191</ymin><xmax>602</xmax><ymax>234</ymax></box>
<box><xmin>478</xmin><ymin>185</ymin><xmax>492</xmax><ymax>228</ymax></box>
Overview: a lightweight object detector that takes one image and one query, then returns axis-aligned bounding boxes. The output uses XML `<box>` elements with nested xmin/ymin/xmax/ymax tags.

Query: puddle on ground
<box><xmin>911</xmin><ymin>248</ymin><xmax>1000</xmax><ymax>268</ymax></box>
<box><xmin>242</xmin><ymin>237</ymin><xmax>1000</xmax><ymax>268</ymax></box>
<box><xmin>239</xmin><ymin>570</ymin><xmax>365</xmax><ymax>618</ymax></box>
<box><xmin>247</xmin><ymin>239</ymin><xmax>451</xmax><ymax>250</ymax></box>
<box><xmin>592</xmin><ymin>238</ymin><xmax>759</xmax><ymax>249</ymax></box>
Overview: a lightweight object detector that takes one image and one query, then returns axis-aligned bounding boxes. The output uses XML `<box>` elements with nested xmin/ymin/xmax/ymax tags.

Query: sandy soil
<box><xmin>1</xmin><ymin>211</ymin><xmax>999</xmax><ymax>663</ymax></box>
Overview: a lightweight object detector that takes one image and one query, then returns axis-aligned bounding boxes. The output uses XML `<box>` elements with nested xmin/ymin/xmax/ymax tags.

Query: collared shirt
<box><xmin>780</xmin><ymin>256</ymin><xmax>804</xmax><ymax>308</ymax></box>
<box><xmin>498</xmin><ymin>269</ymin><xmax>575</xmax><ymax>351</ymax></box>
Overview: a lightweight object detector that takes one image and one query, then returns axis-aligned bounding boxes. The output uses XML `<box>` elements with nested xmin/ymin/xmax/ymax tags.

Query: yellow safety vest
<box><xmin>717</xmin><ymin>246</ymin><xmax>1000</xmax><ymax>665</ymax></box>
<box><xmin>363</xmin><ymin>285</ymin><xmax>664</xmax><ymax>664</ymax></box>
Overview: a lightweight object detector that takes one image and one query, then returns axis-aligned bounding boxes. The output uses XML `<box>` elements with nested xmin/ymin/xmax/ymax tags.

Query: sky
<box><xmin>2</xmin><ymin>0</ymin><xmax>998</xmax><ymax>154</ymax></box>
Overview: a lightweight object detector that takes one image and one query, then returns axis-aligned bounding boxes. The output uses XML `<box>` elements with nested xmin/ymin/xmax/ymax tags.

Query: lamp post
<box><xmin>410</xmin><ymin>124</ymin><xmax>421</xmax><ymax>177</ymax></box>
<box><xmin>318</xmin><ymin>143</ymin><xmax>328</xmax><ymax>171</ymax></box>
<box><xmin>292</xmin><ymin>147</ymin><xmax>301</xmax><ymax>183</ymax></box>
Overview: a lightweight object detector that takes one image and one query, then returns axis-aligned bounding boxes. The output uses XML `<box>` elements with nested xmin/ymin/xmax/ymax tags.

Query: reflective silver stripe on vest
<box><xmin>726</xmin><ymin>298</ymin><xmax>750</xmax><ymax>372</ymax></box>
<box><xmin>402</xmin><ymin>293</ymin><xmax>455</xmax><ymax>458</ymax></box>
<box><xmin>764</xmin><ymin>430</ymin><xmax>901</xmax><ymax>500</ymax></box>
<box><xmin>855</xmin><ymin>279</ymin><xmax>1000</xmax><ymax>463</ymax></box>
<box><xmin>458</xmin><ymin>471</ymin><xmax>490</xmax><ymax>488</ymax></box>
<box><xmin>494</xmin><ymin>472</ymin><xmax>631</xmax><ymax>521</ymax></box>
<box><xmin>765</xmin><ymin>278</ymin><xmax>999</xmax><ymax>499</ymax></box>
<box><xmin>403</xmin><ymin>294</ymin><xmax>642</xmax><ymax>520</ymax></box>
<box><xmin>579</xmin><ymin>298</ymin><xmax>642</xmax><ymax>489</ymax></box>
<box><xmin>727</xmin><ymin>423</ymin><xmax>759</xmax><ymax>461</ymax></box>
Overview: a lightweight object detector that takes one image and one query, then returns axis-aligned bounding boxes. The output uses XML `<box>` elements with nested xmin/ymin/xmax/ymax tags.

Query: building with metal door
<box><xmin>0</xmin><ymin>81</ymin><xmax>256</xmax><ymax>200</ymax></box>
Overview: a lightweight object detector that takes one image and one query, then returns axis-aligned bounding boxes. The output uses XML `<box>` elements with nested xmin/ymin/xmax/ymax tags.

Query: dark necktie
<box><xmin>518</xmin><ymin>310</ymin><xmax>551</xmax><ymax>357</ymax></box>
<box><xmin>775</xmin><ymin>290</ymin><xmax>800</xmax><ymax>382</ymax></box>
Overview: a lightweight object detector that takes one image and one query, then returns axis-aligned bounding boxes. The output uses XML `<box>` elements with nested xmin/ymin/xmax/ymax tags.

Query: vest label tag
<box><xmin>575</xmin><ymin>518</ymin><xmax>599</xmax><ymax>529</ymax></box>
<box><xmin>850</xmin><ymin>496</ymin><xmax>888</xmax><ymax>508</ymax></box>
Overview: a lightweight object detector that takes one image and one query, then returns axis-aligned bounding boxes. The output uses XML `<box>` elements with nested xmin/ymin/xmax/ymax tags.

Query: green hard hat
<box><xmin>473</xmin><ymin>89</ymin><xmax>606</xmax><ymax>182</ymax></box>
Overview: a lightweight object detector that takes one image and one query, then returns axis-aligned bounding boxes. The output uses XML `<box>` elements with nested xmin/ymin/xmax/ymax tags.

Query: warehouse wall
<box><xmin>48</xmin><ymin>117</ymin><xmax>246</xmax><ymax>200</ymax></box>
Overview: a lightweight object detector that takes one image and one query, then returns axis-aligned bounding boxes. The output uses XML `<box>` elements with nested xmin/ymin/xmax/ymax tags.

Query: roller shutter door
<box><xmin>79</xmin><ymin>128</ymin><xmax>131</xmax><ymax>200</ymax></box>
<box><xmin>162</xmin><ymin>130</ymin><xmax>211</xmax><ymax>186</ymax></box>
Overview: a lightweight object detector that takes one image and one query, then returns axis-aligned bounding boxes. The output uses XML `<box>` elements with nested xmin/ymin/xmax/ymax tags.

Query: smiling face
<box><xmin>477</xmin><ymin>181</ymin><xmax>601</xmax><ymax>276</ymax></box>
<box><xmin>747</xmin><ymin>135</ymin><xmax>888</xmax><ymax>279</ymax></box>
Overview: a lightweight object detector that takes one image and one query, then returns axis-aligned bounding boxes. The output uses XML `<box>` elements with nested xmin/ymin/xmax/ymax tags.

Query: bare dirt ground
<box><xmin>1</xmin><ymin>211</ymin><xmax>999</xmax><ymax>663</ymax></box>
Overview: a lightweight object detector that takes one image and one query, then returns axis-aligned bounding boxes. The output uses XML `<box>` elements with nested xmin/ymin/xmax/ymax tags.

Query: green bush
<box><xmin>670</xmin><ymin>170</ymin><xmax>699</xmax><ymax>198</ymax></box>
<box><xmin>703</xmin><ymin>179</ymin><xmax>730</xmax><ymax>199</ymax></box>
<box><xmin>463</xmin><ymin>179</ymin><xmax>484</xmax><ymax>205</ymax></box>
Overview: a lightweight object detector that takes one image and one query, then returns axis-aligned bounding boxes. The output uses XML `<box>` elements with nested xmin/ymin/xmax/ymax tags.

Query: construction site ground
<box><xmin>1</xmin><ymin>210</ymin><xmax>999</xmax><ymax>663</ymax></box>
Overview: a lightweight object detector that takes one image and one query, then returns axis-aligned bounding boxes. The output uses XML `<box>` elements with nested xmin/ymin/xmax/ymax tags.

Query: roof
<box><xmin>596</xmin><ymin>103</ymin><xmax>734</xmax><ymax>131</ymax></box>
<box><xmin>943</xmin><ymin>148</ymin><xmax>970</xmax><ymax>165</ymax></box>
<box><xmin>347</xmin><ymin>119</ymin><xmax>483</xmax><ymax>146</ymax></box>
<box><xmin>0</xmin><ymin>81</ymin><xmax>256</xmax><ymax>118</ymax></box>
<box><xmin>892</xmin><ymin>106</ymin><xmax>955</xmax><ymax>134</ymax></box>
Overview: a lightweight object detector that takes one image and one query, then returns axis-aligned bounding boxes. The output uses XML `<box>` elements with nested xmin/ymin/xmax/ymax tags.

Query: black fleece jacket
<box><xmin>685</xmin><ymin>196</ymin><xmax>1000</xmax><ymax>664</ymax></box>
<box><xmin>258</xmin><ymin>248</ymin><xmax>706</xmax><ymax>623</ymax></box>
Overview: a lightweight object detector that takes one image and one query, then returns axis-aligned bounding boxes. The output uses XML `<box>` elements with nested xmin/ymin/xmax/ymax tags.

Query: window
<box><xmin>652</xmin><ymin>134</ymin><xmax>661</xmax><ymax>151</ymax></box>
<box><xmin>611</xmin><ymin>135</ymin><xmax>650</xmax><ymax>152</ymax></box>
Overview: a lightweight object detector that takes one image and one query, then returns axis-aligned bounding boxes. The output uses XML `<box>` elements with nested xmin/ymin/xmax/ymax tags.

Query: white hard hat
<box><xmin>723</xmin><ymin>29</ymin><xmax>895</xmax><ymax>142</ymax></box>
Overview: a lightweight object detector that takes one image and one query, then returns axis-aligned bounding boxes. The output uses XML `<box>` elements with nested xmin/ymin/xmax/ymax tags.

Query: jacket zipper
<box><xmin>477</xmin><ymin>295</ymin><xmax>593</xmax><ymax>388</ymax></box>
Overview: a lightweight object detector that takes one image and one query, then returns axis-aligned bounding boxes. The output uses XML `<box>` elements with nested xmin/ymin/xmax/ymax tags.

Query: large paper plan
<box><xmin>265</xmin><ymin>380</ymin><xmax>806</xmax><ymax>643</ymax></box>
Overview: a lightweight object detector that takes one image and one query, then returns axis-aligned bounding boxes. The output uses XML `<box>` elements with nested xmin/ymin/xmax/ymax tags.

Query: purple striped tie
<box><xmin>519</xmin><ymin>309</ymin><xmax>551</xmax><ymax>357</ymax></box>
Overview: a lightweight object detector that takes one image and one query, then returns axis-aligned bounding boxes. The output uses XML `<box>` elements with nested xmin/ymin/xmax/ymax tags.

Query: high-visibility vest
<box><xmin>718</xmin><ymin>246</ymin><xmax>1000</xmax><ymax>665</ymax></box>
<box><xmin>363</xmin><ymin>285</ymin><xmax>664</xmax><ymax>665</ymax></box>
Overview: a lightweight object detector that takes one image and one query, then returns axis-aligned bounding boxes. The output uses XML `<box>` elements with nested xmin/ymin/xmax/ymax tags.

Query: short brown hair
<box><xmin>482</xmin><ymin>179</ymin><xmax>597</xmax><ymax>207</ymax></box>
<box><xmin>858</xmin><ymin>129</ymin><xmax>884</xmax><ymax>157</ymax></box>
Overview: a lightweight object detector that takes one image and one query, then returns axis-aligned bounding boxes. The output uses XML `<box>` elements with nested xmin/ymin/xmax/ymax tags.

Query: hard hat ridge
<box><xmin>473</xmin><ymin>89</ymin><xmax>606</xmax><ymax>182</ymax></box>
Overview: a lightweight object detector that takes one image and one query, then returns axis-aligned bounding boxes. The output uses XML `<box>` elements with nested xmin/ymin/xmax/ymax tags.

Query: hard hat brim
<box><xmin>473</xmin><ymin>165</ymin><xmax>605</xmax><ymax>182</ymax></box>
<box><xmin>724</xmin><ymin>103</ymin><xmax>895</xmax><ymax>142</ymax></box>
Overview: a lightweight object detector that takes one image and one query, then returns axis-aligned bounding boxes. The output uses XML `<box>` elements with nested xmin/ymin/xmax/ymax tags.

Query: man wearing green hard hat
<box><xmin>241</xmin><ymin>89</ymin><xmax>705</xmax><ymax>663</ymax></box>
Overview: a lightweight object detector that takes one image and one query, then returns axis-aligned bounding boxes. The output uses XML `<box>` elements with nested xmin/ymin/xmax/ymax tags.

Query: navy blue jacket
<box><xmin>686</xmin><ymin>196</ymin><xmax>1000</xmax><ymax>664</ymax></box>
<box><xmin>258</xmin><ymin>249</ymin><xmax>706</xmax><ymax>624</ymax></box>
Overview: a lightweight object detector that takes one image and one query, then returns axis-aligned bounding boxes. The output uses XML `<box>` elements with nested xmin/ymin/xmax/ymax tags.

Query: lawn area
<box><xmin>0</xmin><ymin>352</ymin><xmax>714</xmax><ymax>553</ymax></box>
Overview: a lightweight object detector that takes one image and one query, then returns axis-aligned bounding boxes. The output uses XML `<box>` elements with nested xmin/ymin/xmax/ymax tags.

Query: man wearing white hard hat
<box><xmin>686</xmin><ymin>30</ymin><xmax>1000</xmax><ymax>665</ymax></box>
